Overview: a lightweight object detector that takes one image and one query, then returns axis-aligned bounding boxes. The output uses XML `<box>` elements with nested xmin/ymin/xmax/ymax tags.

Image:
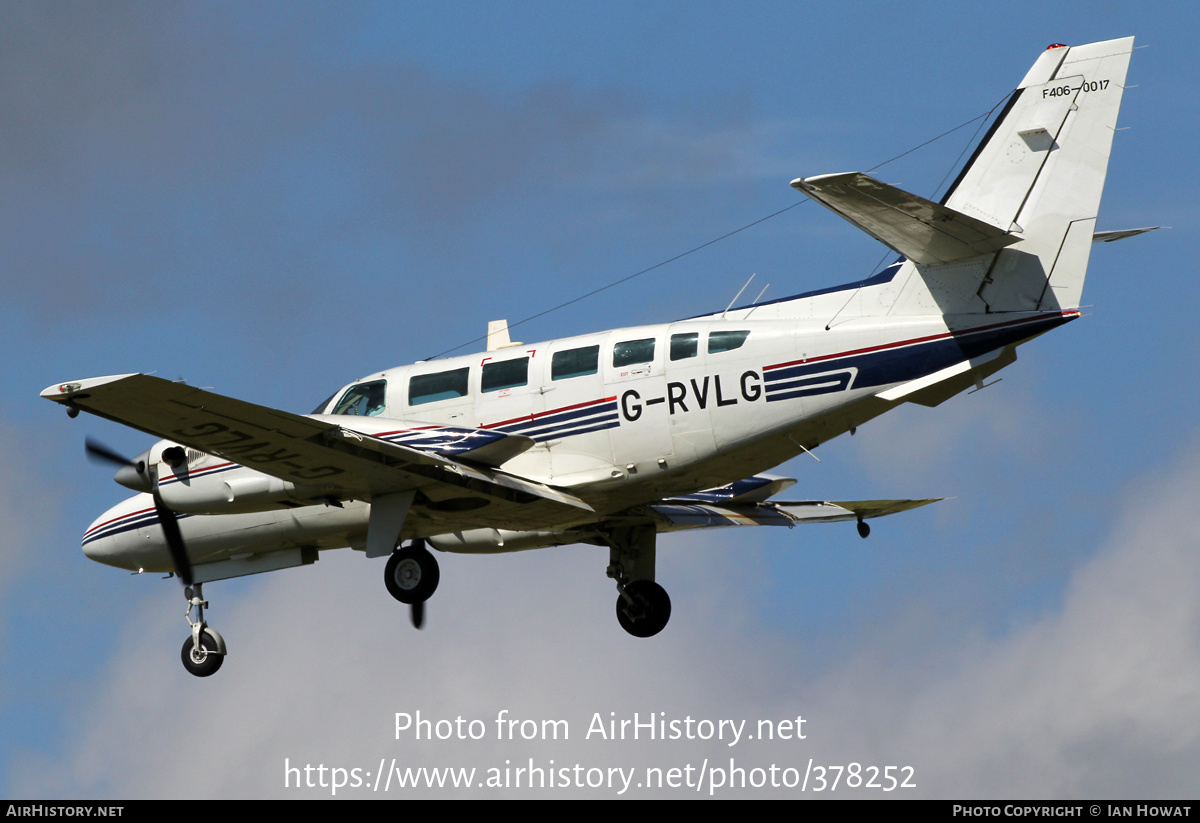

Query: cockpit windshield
<box><xmin>331</xmin><ymin>380</ymin><xmax>388</xmax><ymax>416</ymax></box>
<box><xmin>310</xmin><ymin>392</ymin><xmax>338</xmax><ymax>414</ymax></box>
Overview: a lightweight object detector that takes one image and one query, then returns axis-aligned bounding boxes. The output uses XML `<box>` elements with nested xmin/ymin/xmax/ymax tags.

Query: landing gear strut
<box><xmin>603</xmin><ymin>524</ymin><xmax>671</xmax><ymax>638</ymax></box>
<box><xmin>385</xmin><ymin>540</ymin><xmax>440</xmax><ymax>629</ymax></box>
<box><xmin>181</xmin><ymin>583</ymin><xmax>226</xmax><ymax>677</ymax></box>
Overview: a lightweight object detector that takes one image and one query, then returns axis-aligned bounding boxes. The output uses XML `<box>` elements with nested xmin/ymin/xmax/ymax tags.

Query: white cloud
<box><xmin>12</xmin><ymin>440</ymin><xmax>1200</xmax><ymax>799</ymax></box>
<box><xmin>811</xmin><ymin>439</ymin><xmax>1200</xmax><ymax>798</ymax></box>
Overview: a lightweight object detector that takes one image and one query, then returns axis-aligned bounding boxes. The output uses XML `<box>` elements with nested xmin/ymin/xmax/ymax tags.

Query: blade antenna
<box><xmin>723</xmin><ymin>273</ymin><xmax>755</xmax><ymax>318</ymax></box>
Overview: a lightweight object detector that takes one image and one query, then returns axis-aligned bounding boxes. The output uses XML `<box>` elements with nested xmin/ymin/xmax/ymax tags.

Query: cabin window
<box><xmin>613</xmin><ymin>338</ymin><xmax>655</xmax><ymax>367</ymax></box>
<box><xmin>552</xmin><ymin>346</ymin><xmax>599</xmax><ymax>380</ymax></box>
<box><xmin>333</xmin><ymin>380</ymin><xmax>388</xmax><ymax>416</ymax></box>
<box><xmin>482</xmin><ymin>357</ymin><xmax>529</xmax><ymax>392</ymax></box>
<box><xmin>409</xmin><ymin>368</ymin><xmax>469</xmax><ymax>406</ymax></box>
<box><xmin>670</xmin><ymin>333</ymin><xmax>699</xmax><ymax>361</ymax></box>
<box><xmin>708</xmin><ymin>330</ymin><xmax>750</xmax><ymax>354</ymax></box>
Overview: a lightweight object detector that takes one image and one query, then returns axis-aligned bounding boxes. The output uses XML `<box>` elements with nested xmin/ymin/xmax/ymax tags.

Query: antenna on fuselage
<box><xmin>722</xmin><ymin>273</ymin><xmax>756</xmax><ymax>318</ymax></box>
<box><xmin>486</xmin><ymin>319</ymin><xmax>523</xmax><ymax>351</ymax></box>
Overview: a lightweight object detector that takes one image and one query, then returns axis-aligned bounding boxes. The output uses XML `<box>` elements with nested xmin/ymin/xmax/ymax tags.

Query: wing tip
<box><xmin>40</xmin><ymin>373</ymin><xmax>142</xmax><ymax>401</ymax></box>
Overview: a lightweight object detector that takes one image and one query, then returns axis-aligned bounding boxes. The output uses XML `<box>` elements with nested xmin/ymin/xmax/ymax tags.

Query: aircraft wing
<box><xmin>42</xmin><ymin>373</ymin><xmax>592</xmax><ymax>527</ymax></box>
<box><xmin>791</xmin><ymin>172</ymin><xmax>1018</xmax><ymax>265</ymax></box>
<box><xmin>648</xmin><ymin>498</ymin><xmax>940</xmax><ymax>531</ymax></box>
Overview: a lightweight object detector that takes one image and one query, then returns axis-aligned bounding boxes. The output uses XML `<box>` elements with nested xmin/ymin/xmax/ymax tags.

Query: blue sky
<box><xmin>3</xmin><ymin>1</ymin><xmax>1198</xmax><ymax>798</ymax></box>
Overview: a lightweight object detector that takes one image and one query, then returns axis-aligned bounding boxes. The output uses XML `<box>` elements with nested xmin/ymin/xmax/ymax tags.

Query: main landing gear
<box><xmin>385</xmin><ymin>539</ymin><xmax>440</xmax><ymax>629</ymax></box>
<box><xmin>604</xmin><ymin>524</ymin><xmax>671</xmax><ymax>638</ymax></box>
<box><xmin>181</xmin><ymin>582</ymin><xmax>227</xmax><ymax>677</ymax></box>
<box><xmin>613</xmin><ymin>578</ymin><xmax>671</xmax><ymax>638</ymax></box>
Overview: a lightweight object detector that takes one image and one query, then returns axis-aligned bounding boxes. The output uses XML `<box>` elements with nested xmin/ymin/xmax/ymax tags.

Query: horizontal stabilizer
<box><xmin>791</xmin><ymin>172</ymin><xmax>1018</xmax><ymax>265</ymax></box>
<box><xmin>1093</xmin><ymin>227</ymin><xmax>1162</xmax><ymax>243</ymax></box>
<box><xmin>875</xmin><ymin>346</ymin><xmax>1013</xmax><ymax>406</ymax></box>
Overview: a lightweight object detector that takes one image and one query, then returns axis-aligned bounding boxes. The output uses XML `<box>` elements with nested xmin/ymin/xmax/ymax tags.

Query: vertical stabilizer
<box><xmin>738</xmin><ymin>39</ymin><xmax>1135</xmax><ymax>323</ymax></box>
<box><xmin>939</xmin><ymin>38</ymin><xmax>1134</xmax><ymax>312</ymax></box>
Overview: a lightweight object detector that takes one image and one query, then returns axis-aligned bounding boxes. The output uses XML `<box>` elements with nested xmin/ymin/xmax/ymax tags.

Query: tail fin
<box><xmin>939</xmin><ymin>37</ymin><xmax>1134</xmax><ymax>312</ymax></box>
<box><xmin>787</xmin><ymin>39</ymin><xmax>1135</xmax><ymax>319</ymax></box>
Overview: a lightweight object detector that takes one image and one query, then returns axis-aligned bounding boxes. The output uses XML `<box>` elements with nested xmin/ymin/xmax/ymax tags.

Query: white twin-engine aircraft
<box><xmin>45</xmin><ymin>38</ymin><xmax>1145</xmax><ymax>676</ymax></box>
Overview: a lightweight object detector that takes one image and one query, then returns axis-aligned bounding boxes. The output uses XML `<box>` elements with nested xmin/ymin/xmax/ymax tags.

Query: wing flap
<box><xmin>791</xmin><ymin>172</ymin><xmax>1018</xmax><ymax>265</ymax></box>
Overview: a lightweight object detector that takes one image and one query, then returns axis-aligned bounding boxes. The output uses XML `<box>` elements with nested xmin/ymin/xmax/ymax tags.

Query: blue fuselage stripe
<box><xmin>763</xmin><ymin>314</ymin><xmax>1068</xmax><ymax>402</ymax></box>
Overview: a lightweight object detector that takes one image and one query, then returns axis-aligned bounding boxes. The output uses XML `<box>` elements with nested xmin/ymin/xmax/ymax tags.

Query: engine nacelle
<box><xmin>151</xmin><ymin>440</ymin><xmax>318</xmax><ymax>514</ymax></box>
<box><xmin>429</xmin><ymin>528</ymin><xmax>583</xmax><ymax>554</ymax></box>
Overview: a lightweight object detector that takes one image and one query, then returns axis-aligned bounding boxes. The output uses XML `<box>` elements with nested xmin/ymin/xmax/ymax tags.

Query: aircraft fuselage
<box><xmin>82</xmin><ymin>296</ymin><xmax>1075</xmax><ymax>576</ymax></box>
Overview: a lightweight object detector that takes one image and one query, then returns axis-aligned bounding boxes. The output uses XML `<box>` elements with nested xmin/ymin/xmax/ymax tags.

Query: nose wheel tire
<box><xmin>181</xmin><ymin>629</ymin><xmax>225</xmax><ymax>677</ymax></box>
<box><xmin>385</xmin><ymin>543</ymin><xmax>440</xmax><ymax>605</ymax></box>
<box><xmin>616</xmin><ymin>580</ymin><xmax>671</xmax><ymax>638</ymax></box>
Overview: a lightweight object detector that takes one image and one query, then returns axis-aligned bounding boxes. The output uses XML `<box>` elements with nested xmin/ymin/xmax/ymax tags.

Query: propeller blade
<box><xmin>153</xmin><ymin>493</ymin><xmax>193</xmax><ymax>587</ymax></box>
<box><xmin>85</xmin><ymin>437</ymin><xmax>135</xmax><ymax>468</ymax></box>
<box><xmin>86</xmin><ymin>437</ymin><xmax>152</xmax><ymax>493</ymax></box>
<box><xmin>411</xmin><ymin>601</ymin><xmax>425</xmax><ymax>630</ymax></box>
<box><xmin>84</xmin><ymin>439</ymin><xmax>190</xmax><ymax>584</ymax></box>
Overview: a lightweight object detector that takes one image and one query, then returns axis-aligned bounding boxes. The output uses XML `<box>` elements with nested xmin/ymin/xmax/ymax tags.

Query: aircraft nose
<box><xmin>81</xmin><ymin>531</ymin><xmax>119</xmax><ymax>565</ymax></box>
<box><xmin>82</xmin><ymin>524</ymin><xmax>128</xmax><ymax>568</ymax></box>
<box><xmin>82</xmin><ymin>496</ymin><xmax>169</xmax><ymax>572</ymax></box>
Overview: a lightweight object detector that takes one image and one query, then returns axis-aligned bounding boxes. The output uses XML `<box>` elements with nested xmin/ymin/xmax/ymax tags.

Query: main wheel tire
<box><xmin>385</xmin><ymin>544</ymin><xmax>440</xmax><ymax>604</ymax></box>
<box><xmin>181</xmin><ymin>629</ymin><xmax>224</xmax><ymax>677</ymax></box>
<box><xmin>616</xmin><ymin>580</ymin><xmax>671</xmax><ymax>638</ymax></box>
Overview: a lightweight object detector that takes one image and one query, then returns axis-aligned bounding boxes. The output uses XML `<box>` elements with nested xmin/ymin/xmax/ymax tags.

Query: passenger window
<box><xmin>670</xmin><ymin>333</ymin><xmax>699</xmax><ymax>361</ymax></box>
<box><xmin>333</xmin><ymin>380</ymin><xmax>388</xmax><ymax>416</ymax></box>
<box><xmin>482</xmin><ymin>357</ymin><xmax>529</xmax><ymax>392</ymax></box>
<box><xmin>552</xmin><ymin>346</ymin><xmax>599</xmax><ymax>380</ymax></box>
<box><xmin>409</xmin><ymin>368</ymin><xmax>469</xmax><ymax>406</ymax></box>
<box><xmin>613</xmin><ymin>338</ymin><xmax>655</xmax><ymax>367</ymax></box>
<box><xmin>708</xmin><ymin>330</ymin><xmax>750</xmax><ymax>354</ymax></box>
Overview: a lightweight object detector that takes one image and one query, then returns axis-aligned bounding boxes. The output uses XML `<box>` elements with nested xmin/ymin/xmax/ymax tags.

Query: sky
<box><xmin>2</xmin><ymin>0</ymin><xmax>1198</xmax><ymax>800</ymax></box>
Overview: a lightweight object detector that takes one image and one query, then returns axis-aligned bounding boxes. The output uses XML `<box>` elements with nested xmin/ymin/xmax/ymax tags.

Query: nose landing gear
<box><xmin>181</xmin><ymin>583</ymin><xmax>226</xmax><ymax>677</ymax></box>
